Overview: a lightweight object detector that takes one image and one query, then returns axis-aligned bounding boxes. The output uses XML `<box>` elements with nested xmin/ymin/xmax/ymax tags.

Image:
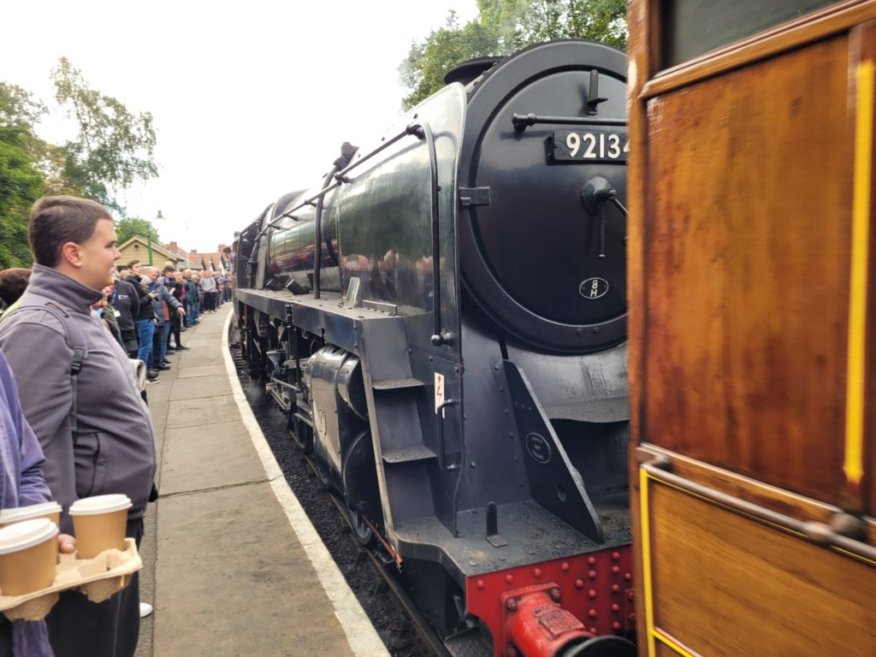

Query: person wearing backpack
<box><xmin>0</xmin><ymin>195</ymin><xmax>156</xmax><ymax>657</ymax></box>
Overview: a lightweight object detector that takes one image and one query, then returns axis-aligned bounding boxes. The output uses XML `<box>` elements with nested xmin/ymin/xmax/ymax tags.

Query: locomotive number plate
<box><xmin>550</xmin><ymin>129</ymin><xmax>628</xmax><ymax>162</ymax></box>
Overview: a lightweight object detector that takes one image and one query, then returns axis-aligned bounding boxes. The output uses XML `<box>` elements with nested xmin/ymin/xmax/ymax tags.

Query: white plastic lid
<box><xmin>0</xmin><ymin>502</ymin><xmax>62</xmax><ymax>524</ymax></box>
<box><xmin>69</xmin><ymin>494</ymin><xmax>132</xmax><ymax>516</ymax></box>
<box><xmin>0</xmin><ymin>518</ymin><xmax>59</xmax><ymax>555</ymax></box>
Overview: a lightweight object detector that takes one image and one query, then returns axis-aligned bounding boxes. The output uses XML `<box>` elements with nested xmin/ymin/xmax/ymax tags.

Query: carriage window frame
<box><xmin>660</xmin><ymin>0</ymin><xmax>844</xmax><ymax>68</ymax></box>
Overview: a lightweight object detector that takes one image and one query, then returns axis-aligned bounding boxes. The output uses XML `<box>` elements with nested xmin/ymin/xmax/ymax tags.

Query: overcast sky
<box><xmin>1</xmin><ymin>0</ymin><xmax>478</xmax><ymax>251</ymax></box>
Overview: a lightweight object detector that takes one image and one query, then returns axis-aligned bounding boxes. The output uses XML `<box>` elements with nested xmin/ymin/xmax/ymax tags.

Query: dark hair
<box><xmin>0</xmin><ymin>268</ymin><xmax>32</xmax><ymax>306</ymax></box>
<box><xmin>29</xmin><ymin>196</ymin><xmax>112</xmax><ymax>267</ymax></box>
<box><xmin>128</xmin><ymin>259</ymin><xmax>141</xmax><ymax>268</ymax></box>
<box><xmin>163</xmin><ymin>263</ymin><xmax>176</xmax><ymax>273</ymax></box>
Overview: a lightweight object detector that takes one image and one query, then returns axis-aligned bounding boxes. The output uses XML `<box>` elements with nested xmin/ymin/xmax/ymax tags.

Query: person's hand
<box><xmin>177</xmin><ymin>307</ymin><xmax>186</xmax><ymax>316</ymax></box>
<box><xmin>58</xmin><ymin>533</ymin><xmax>76</xmax><ymax>554</ymax></box>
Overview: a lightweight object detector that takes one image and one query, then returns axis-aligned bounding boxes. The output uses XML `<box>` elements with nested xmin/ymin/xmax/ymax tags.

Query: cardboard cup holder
<box><xmin>0</xmin><ymin>538</ymin><xmax>142</xmax><ymax>621</ymax></box>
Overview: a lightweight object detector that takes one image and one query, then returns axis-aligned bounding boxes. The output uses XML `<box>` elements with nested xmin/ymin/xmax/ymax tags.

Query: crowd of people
<box><xmin>0</xmin><ymin>194</ymin><xmax>234</xmax><ymax>657</ymax></box>
<box><xmin>0</xmin><ymin>246</ymin><xmax>233</xmax><ymax>385</ymax></box>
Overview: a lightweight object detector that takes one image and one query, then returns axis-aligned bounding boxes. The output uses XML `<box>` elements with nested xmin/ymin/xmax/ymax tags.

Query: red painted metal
<box><xmin>465</xmin><ymin>546</ymin><xmax>634</xmax><ymax>657</ymax></box>
<box><xmin>503</xmin><ymin>586</ymin><xmax>591</xmax><ymax>657</ymax></box>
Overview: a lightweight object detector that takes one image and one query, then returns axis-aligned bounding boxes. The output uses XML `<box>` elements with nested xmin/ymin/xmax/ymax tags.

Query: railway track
<box><xmin>231</xmin><ymin>343</ymin><xmax>445</xmax><ymax>657</ymax></box>
<box><xmin>319</xmin><ymin>472</ymin><xmax>452</xmax><ymax>657</ymax></box>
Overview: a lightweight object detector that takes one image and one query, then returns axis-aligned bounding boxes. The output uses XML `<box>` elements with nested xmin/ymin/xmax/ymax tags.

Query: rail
<box><xmin>419</xmin><ymin>120</ymin><xmax>452</xmax><ymax>348</ymax></box>
<box><xmin>512</xmin><ymin>113</ymin><xmax>626</xmax><ymax>132</ymax></box>
<box><xmin>254</xmin><ymin>123</ymin><xmax>427</xmax><ymax>241</ymax></box>
<box><xmin>313</xmin><ymin>166</ymin><xmax>337</xmax><ymax>300</ymax></box>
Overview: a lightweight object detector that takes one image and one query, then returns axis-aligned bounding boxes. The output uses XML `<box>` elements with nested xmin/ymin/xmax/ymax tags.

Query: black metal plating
<box><xmin>457</xmin><ymin>40</ymin><xmax>629</xmax><ymax>353</ymax></box>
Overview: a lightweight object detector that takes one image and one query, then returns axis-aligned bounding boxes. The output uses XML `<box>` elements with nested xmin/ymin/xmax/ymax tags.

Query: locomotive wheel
<box><xmin>288</xmin><ymin>416</ymin><xmax>313</xmax><ymax>453</ymax></box>
<box><xmin>315</xmin><ymin>462</ymin><xmax>332</xmax><ymax>490</ymax></box>
<box><xmin>345</xmin><ymin>502</ymin><xmax>374</xmax><ymax>546</ymax></box>
<box><xmin>560</xmin><ymin>636</ymin><xmax>637</xmax><ymax>657</ymax></box>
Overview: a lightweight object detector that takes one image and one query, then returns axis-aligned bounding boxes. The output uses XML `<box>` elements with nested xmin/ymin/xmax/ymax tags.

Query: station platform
<box><xmin>133</xmin><ymin>307</ymin><xmax>390</xmax><ymax>657</ymax></box>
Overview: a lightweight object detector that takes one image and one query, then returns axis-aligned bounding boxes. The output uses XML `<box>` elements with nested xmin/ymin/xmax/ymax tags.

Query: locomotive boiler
<box><xmin>235</xmin><ymin>40</ymin><xmax>634</xmax><ymax>657</ymax></box>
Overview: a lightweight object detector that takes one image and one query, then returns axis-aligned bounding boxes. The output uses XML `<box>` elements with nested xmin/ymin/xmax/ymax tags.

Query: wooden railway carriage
<box><xmin>627</xmin><ymin>1</ymin><xmax>876</xmax><ymax>655</ymax></box>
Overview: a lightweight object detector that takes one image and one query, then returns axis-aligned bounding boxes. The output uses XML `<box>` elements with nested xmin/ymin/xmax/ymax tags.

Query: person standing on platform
<box><xmin>0</xmin><ymin>348</ymin><xmax>58</xmax><ymax>656</ymax></box>
<box><xmin>181</xmin><ymin>269</ymin><xmax>194</xmax><ymax>326</ymax></box>
<box><xmin>200</xmin><ymin>269</ymin><xmax>217</xmax><ymax>312</ymax></box>
<box><xmin>143</xmin><ymin>265</ymin><xmax>183</xmax><ymax>370</ymax></box>
<box><xmin>126</xmin><ymin>261</ymin><xmax>160</xmax><ymax>382</ymax></box>
<box><xmin>0</xmin><ymin>268</ymin><xmax>32</xmax><ymax>313</ymax></box>
<box><xmin>167</xmin><ymin>271</ymin><xmax>189</xmax><ymax>351</ymax></box>
<box><xmin>0</xmin><ymin>195</ymin><xmax>156</xmax><ymax>657</ymax></box>
<box><xmin>191</xmin><ymin>272</ymin><xmax>203</xmax><ymax>321</ymax></box>
<box><xmin>113</xmin><ymin>267</ymin><xmax>140</xmax><ymax>358</ymax></box>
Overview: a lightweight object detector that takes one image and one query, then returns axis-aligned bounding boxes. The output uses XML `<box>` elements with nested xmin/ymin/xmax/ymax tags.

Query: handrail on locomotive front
<box><xmin>255</xmin><ymin>122</ymin><xmax>431</xmax><ymax>241</ymax></box>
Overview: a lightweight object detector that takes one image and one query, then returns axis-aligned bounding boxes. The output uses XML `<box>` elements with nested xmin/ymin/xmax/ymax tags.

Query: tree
<box><xmin>0</xmin><ymin>61</ymin><xmax>161</xmax><ymax>267</ymax></box>
<box><xmin>0</xmin><ymin>83</ymin><xmax>46</xmax><ymax>130</ymax></box>
<box><xmin>0</xmin><ymin>83</ymin><xmax>47</xmax><ymax>268</ymax></box>
<box><xmin>400</xmin><ymin>0</ymin><xmax>627</xmax><ymax>108</ymax></box>
<box><xmin>478</xmin><ymin>0</ymin><xmax>627</xmax><ymax>49</ymax></box>
<box><xmin>0</xmin><ymin>128</ymin><xmax>43</xmax><ymax>268</ymax></box>
<box><xmin>52</xmin><ymin>58</ymin><xmax>158</xmax><ymax>212</ymax></box>
<box><xmin>400</xmin><ymin>12</ymin><xmax>499</xmax><ymax>109</ymax></box>
<box><xmin>115</xmin><ymin>217</ymin><xmax>160</xmax><ymax>246</ymax></box>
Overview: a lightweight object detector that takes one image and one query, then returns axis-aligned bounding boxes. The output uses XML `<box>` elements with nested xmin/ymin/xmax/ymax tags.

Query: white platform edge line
<box><xmin>221</xmin><ymin>311</ymin><xmax>390</xmax><ymax>657</ymax></box>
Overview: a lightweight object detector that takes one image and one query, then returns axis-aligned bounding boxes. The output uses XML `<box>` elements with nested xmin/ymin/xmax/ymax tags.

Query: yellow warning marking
<box><xmin>654</xmin><ymin>628</ymin><xmax>702</xmax><ymax>657</ymax></box>
<box><xmin>844</xmin><ymin>58</ymin><xmax>874</xmax><ymax>489</ymax></box>
<box><xmin>640</xmin><ymin>467</ymin><xmax>656</xmax><ymax>657</ymax></box>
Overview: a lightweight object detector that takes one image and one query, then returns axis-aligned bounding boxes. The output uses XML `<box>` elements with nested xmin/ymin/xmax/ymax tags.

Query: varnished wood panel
<box><xmin>641</xmin><ymin>36</ymin><xmax>853</xmax><ymax>503</ymax></box>
<box><xmin>647</xmin><ymin>480</ymin><xmax>876</xmax><ymax>655</ymax></box>
<box><xmin>636</xmin><ymin>445</ymin><xmax>844</xmax><ymax>522</ymax></box>
<box><xmin>626</xmin><ymin>2</ymin><xmax>654</xmax><ymax>652</ymax></box>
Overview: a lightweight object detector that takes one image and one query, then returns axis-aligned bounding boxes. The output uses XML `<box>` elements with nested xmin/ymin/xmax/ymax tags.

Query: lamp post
<box><xmin>147</xmin><ymin>210</ymin><xmax>165</xmax><ymax>266</ymax></box>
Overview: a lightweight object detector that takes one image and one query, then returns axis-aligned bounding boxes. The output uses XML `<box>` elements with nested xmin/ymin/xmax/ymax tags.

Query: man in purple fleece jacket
<box><xmin>0</xmin><ymin>350</ymin><xmax>77</xmax><ymax>656</ymax></box>
<box><xmin>0</xmin><ymin>349</ymin><xmax>54</xmax><ymax>656</ymax></box>
<box><xmin>0</xmin><ymin>196</ymin><xmax>156</xmax><ymax>657</ymax></box>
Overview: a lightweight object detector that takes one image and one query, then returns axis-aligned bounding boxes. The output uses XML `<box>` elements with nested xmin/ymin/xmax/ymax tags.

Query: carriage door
<box><xmin>627</xmin><ymin>2</ymin><xmax>876</xmax><ymax>656</ymax></box>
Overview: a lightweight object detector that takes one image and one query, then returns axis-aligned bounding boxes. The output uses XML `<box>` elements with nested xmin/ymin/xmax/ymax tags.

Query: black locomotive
<box><xmin>234</xmin><ymin>40</ymin><xmax>634</xmax><ymax>657</ymax></box>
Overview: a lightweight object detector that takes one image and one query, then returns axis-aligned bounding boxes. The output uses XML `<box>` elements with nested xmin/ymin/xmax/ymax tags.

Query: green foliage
<box><xmin>0</xmin><ymin>63</ymin><xmax>162</xmax><ymax>267</ymax></box>
<box><xmin>115</xmin><ymin>217</ymin><xmax>160</xmax><ymax>245</ymax></box>
<box><xmin>401</xmin><ymin>0</ymin><xmax>627</xmax><ymax>108</ymax></box>
<box><xmin>0</xmin><ymin>83</ymin><xmax>46</xmax><ymax>130</ymax></box>
<box><xmin>479</xmin><ymin>0</ymin><xmax>627</xmax><ymax>49</ymax></box>
<box><xmin>0</xmin><ymin>83</ymin><xmax>46</xmax><ymax>268</ymax></box>
<box><xmin>400</xmin><ymin>12</ymin><xmax>499</xmax><ymax>109</ymax></box>
<box><xmin>52</xmin><ymin>57</ymin><xmax>158</xmax><ymax>211</ymax></box>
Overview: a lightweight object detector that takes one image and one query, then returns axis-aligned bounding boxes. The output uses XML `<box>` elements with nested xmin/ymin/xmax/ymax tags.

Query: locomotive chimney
<box><xmin>443</xmin><ymin>56</ymin><xmax>502</xmax><ymax>86</ymax></box>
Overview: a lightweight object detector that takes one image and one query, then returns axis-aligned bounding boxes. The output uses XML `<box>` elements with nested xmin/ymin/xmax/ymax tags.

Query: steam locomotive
<box><xmin>234</xmin><ymin>40</ymin><xmax>634</xmax><ymax>657</ymax></box>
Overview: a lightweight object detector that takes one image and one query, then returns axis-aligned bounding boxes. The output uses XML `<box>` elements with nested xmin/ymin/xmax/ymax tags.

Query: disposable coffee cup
<box><xmin>0</xmin><ymin>502</ymin><xmax>63</xmax><ymax>528</ymax></box>
<box><xmin>69</xmin><ymin>495</ymin><xmax>132</xmax><ymax>559</ymax></box>
<box><xmin>0</xmin><ymin>518</ymin><xmax>59</xmax><ymax>596</ymax></box>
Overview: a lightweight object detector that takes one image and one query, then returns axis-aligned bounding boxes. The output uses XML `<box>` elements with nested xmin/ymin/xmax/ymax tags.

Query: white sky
<box><xmin>1</xmin><ymin>0</ymin><xmax>478</xmax><ymax>251</ymax></box>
